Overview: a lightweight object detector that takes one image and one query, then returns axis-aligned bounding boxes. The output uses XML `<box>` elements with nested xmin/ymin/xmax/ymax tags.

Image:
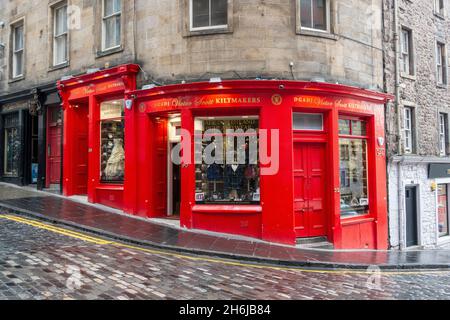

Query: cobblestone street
<box><xmin>0</xmin><ymin>216</ymin><xmax>449</xmax><ymax>300</ymax></box>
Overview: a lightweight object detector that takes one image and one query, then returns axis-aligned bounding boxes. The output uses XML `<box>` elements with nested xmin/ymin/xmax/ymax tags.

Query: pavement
<box><xmin>2</xmin><ymin>216</ymin><xmax>450</xmax><ymax>300</ymax></box>
<box><xmin>0</xmin><ymin>183</ymin><xmax>450</xmax><ymax>270</ymax></box>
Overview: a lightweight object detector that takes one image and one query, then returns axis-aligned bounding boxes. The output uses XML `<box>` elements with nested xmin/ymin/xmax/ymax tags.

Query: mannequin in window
<box><xmin>105</xmin><ymin>138</ymin><xmax>125</xmax><ymax>181</ymax></box>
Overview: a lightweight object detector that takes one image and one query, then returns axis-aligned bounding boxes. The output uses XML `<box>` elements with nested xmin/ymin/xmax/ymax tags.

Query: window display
<box><xmin>3</xmin><ymin>113</ymin><xmax>20</xmax><ymax>177</ymax></box>
<box><xmin>339</xmin><ymin>119</ymin><xmax>369</xmax><ymax>217</ymax></box>
<box><xmin>100</xmin><ymin>100</ymin><xmax>125</xmax><ymax>183</ymax></box>
<box><xmin>438</xmin><ymin>184</ymin><xmax>449</xmax><ymax>238</ymax></box>
<box><xmin>195</xmin><ymin>118</ymin><xmax>260</xmax><ymax>204</ymax></box>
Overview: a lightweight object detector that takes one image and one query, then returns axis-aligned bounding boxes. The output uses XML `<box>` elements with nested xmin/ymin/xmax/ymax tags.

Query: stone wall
<box><xmin>384</xmin><ymin>0</ymin><xmax>450</xmax><ymax>157</ymax></box>
<box><xmin>0</xmin><ymin>0</ymin><xmax>385</xmax><ymax>95</ymax></box>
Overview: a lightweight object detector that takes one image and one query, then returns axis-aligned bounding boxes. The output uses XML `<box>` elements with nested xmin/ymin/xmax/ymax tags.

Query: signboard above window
<box><xmin>100</xmin><ymin>100</ymin><xmax>124</xmax><ymax>120</ymax></box>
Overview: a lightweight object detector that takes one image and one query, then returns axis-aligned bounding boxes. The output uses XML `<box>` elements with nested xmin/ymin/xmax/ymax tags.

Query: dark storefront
<box><xmin>0</xmin><ymin>84</ymin><xmax>62</xmax><ymax>191</ymax></box>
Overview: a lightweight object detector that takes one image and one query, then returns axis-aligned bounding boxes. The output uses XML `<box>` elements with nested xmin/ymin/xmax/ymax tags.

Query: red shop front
<box><xmin>57</xmin><ymin>64</ymin><xmax>139</xmax><ymax>210</ymax></box>
<box><xmin>125</xmin><ymin>80</ymin><xmax>392</xmax><ymax>250</ymax></box>
<box><xmin>59</xmin><ymin>68</ymin><xmax>391</xmax><ymax>249</ymax></box>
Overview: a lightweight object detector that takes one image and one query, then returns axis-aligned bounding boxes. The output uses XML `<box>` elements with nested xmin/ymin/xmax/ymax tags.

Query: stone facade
<box><xmin>0</xmin><ymin>0</ymin><xmax>384</xmax><ymax>95</ymax></box>
<box><xmin>384</xmin><ymin>0</ymin><xmax>450</xmax><ymax>249</ymax></box>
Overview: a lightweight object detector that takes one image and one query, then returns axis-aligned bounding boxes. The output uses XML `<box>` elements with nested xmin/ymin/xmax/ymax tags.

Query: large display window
<box><xmin>438</xmin><ymin>184</ymin><xmax>450</xmax><ymax>238</ymax></box>
<box><xmin>3</xmin><ymin>113</ymin><xmax>20</xmax><ymax>177</ymax></box>
<box><xmin>194</xmin><ymin>117</ymin><xmax>260</xmax><ymax>204</ymax></box>
<box><xmin>100</xmin><ymin>100</ymin><xmax>125</xmax><ymax>183</ymax></box>
<box><xmin>339</xmin><ymin>118</ymin><xmax>369</xmax><ymax>217</ymax></box>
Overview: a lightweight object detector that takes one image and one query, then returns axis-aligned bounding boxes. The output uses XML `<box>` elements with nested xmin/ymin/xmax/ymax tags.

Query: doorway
<box><xmin>167</xmin><ymin>116</ymin><xmax>181</xmax><ymax>217</ymax></box>
<box><xmin>293</xmin><ymin>142</ymin><xmax>327</xmax><ymax>238</ymax></box>
<box><xmin>72</xmin><ymin>103</ymin><xmax>89</xmax><ymax>196</ymax></box>
<box><xmin>405</xmin><ymin>186</ymin><xmax>419</xmax><ymax>247</ymax></box>
<box><xmin>171</xmin><ymin>144</ymin><xmax>181</xmax><ymax>217</ymax></box>
<box><xmin>46</xmin><ymin>106</ymin><xmax>62</xmax><ymax>189</ymax></box>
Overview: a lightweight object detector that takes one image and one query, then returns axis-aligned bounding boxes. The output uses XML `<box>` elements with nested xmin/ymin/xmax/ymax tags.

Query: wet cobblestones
<box><xmin>1</xmin><ymin>218</ymin><xmax>450</xmax><ymax>300</ymax></box>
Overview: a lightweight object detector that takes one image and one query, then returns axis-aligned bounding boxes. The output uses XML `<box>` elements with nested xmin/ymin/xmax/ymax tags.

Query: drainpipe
<box><xmin>393</xmin><ymin>0</ymin><xmax>405</xmax><ymax>249</ymax></box>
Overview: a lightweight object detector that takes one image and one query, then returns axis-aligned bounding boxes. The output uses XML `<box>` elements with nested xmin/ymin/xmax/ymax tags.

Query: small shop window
<box><xmin>100</xmin><ymin>100</ymin><xmax>125</xmax><ymax>183</ymax></box>
<box><xmin>3</xmin><ymin>113</ymin><xmax>20</xmax><ymax>177</ymax></box>
<box><xmin>339</xmin><ymin>118</ymin><xmax>369</xmax><ymax>218</ymax></box>
<box><xmin>293</xmin><ymin>113</ymin><xmax>323</xmax><ymax>131</ymax></box>
<box><xmin>438</xmin><ymin>184</ymin><xmax>450</xmax><ymax>238</ymax></box>
<box><xmin>194</xmin><ymin>117</ymin><xmax>260</xmax><ymax>204</ymax></box>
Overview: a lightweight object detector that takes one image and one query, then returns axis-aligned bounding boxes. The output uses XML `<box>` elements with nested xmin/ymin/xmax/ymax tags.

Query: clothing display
<box><xmin>104</xmin><ymin>138</ymin><xmax>125</xmax><ymax>181</ymax></box>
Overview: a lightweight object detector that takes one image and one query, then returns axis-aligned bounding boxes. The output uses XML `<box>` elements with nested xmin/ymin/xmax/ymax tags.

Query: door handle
<box><xmin>47</xmin><ymin>145</ymin><xmax>51</xmax><ymax>156</ymax></box>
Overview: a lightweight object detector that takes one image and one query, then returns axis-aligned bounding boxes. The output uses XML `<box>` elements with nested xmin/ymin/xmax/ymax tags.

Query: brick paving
<box><xmin>1</xmin><ymin>183</ymin><xmax>450</xmax><ymax>269</ymax></box>
<box><xmin>1</xmin><ymin>217</ymin><xmax>450</xmax><ymax>300</ymax></box>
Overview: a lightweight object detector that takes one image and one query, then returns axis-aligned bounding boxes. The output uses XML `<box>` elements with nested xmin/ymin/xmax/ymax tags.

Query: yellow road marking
<box><xmin>0</xmin><ymin>215</ymin><xmax>112</xmax><ymax>245</ymax></box>
<box><xmin>1</xmin><ymin>213</ymin><xmax>449</xmax><ymax>276</ymax></box>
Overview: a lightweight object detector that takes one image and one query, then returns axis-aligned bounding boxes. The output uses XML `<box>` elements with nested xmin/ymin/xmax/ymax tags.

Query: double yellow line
<box><xmin>1</xmin><ymin>213</ymin><xmax>449</xmax><ymax>275</ymax></box>
<box><xmin>0</xmin><ymin>214</ymin><xmax>112</xmax><ymax>245</ymax></box>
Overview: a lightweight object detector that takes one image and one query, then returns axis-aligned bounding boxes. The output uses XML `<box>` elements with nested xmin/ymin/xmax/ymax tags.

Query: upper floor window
<box><xmin>436</xmin><ymin>42</ymin><xmax>447</xmax><ymax>85</ymax></box>
<box><xmin>190</xmin><ymin>0</ymin><xmax>228</xmax><ymax>31</ymax></box>
<box><xmin>400</xmin><ymin>28</ymin><xmax>414</xmax><ymax>75</ymax></box>
<box><xmin>300</xmin><ymin>0</ymin><xmax>329</xmax><ymax>32</ymax></box>
<box><xmin>11</xmin><ymin>22</ymin><xmax>24</xmax><ymax>79</ymax></box>
<box><xmin>435</xmin><ymin>0</ymin><xmax>445</xmax><ymax>16</ymax></box>
<box><xmin>102</xmin><ymin>0</ymin><xmax>121</xmax><ymax>51</ymax></box>
<box><xmin>404</xmin><ymin>107</ymin><xmax>414</xmax><ymax>154</ymax></box>
<box><xmin>440</xmin><ymin>113</ymin><xmax>448</xmax><ymax>156</ymax></box>
<box><xmin>53</xmin><ymin>3</ymin><xmax>68</xmax><ymax>66</ymax></box>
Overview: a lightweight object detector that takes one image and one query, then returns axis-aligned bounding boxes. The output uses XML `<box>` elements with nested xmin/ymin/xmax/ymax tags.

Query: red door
<box><xmin>73</xmin><ymin>105</ymin><xmax>89</xmax><ymax>195</ymax></box>
<box><xmin>46</xmin><ymin>107</ymin><xmax>63</xmax><ymax>188</ymax></box>
<box><xmin>151</xmin><ymin>117</ymin><xmax>168</xmax><ymax>216</ymax></box>
<box><xmin>294</xmin><ymin>142</ymin><xmax>327</xmax><ymax>238</ymax></box>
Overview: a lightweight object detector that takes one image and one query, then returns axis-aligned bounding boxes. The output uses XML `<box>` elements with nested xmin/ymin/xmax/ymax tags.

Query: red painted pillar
<box><xmin>123</xmin><ymin>97</ymin><xmax>138</xmax><ymax>215</ymax></box>
<box><xmin>180</xmin><ymin>108</ymin><xmax>194</xmax><ymax>229</ymax></box>
<box><xmin>62</xmin><ymin>101</ymin><xmax>74</xmax><ymax>197</ymax></box>
<box><xmin>260</xmin><ymin>98</ymin><xmax>296</xmax><ymax>245</ymax></box>
<box><xmin>330</xmin><ymin>104</ymin><xmax>343</xmax><ymax>248</ymax></box>
<box><xmin>87</xmin><ymin>94</ymin><xmax>97</xmax><ymax>204</ymax></box>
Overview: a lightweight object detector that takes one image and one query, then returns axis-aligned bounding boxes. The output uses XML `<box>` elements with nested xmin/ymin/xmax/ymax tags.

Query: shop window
<box><xmin>293</xmin><ymin>113</ymin><xmax>323</xmax><ymax>131</ymax></box>
<box><xmin>100</xmin><ymin>100</ymin><xmax>125</xmax><ymax>183</ymax></box>
<box><xmin>190</xmin><ymin>0</ymin><xmax>228</xmax><ymax>31</ymax></box>
<box><xmin>300</xmin><ymin>0</ymin><xmax>330</xmax><ymax>32</ymax></box>
<box><xmin>3</xmin><ymin>113</ymin><xmax>21</xmax><ymax>177</ymax></box>
<box><xmin>53</xmin><ymin>2</ymin><xmax>68</xmax><ymax>66</ymax></box>
<box><xmin>194</xmin><ymin>117</ymin><xmax>260</xmax><ymax>204</ymax></box>
<box><xmin>102</xmin><ymin>0</ymin><xmax>122</xmax><ymax>51</ymax></box>
<box><xmin>11</xmin><ymin>21</ymin><xmax>24</xmax><ymax>79</ymax></box>
<box><xmin>339</xmin><ymin>119</ymin><xmax>369</xmax><ymax>218</ymax></box>
<box><xmin>438</xmin><ymin>184</ymin><xmax>450</xmax><ymax>238</ymax></box>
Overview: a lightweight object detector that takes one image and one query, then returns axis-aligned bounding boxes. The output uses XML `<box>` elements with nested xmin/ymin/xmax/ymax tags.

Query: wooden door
<box><xmin>46</xmin><ymin>106</ymin><xmax>62</xmax><ymax>188</ymax></box>
<box><xmin>294</xmin><ymin>142</ymin><xmax>327</xmax><ymax>238</ymax></box>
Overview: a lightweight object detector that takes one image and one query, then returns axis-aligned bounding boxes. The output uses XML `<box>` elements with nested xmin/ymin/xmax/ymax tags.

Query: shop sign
<box><xmin>429</xmin><ymin>164</ymin><xmax>450</xmax><ymax>179</ymax></box>
<box><xmin>293</xmin><ymin>96</ymin><xmax>333</xmax><ymax>107</ymax></box>
<box><xmin>150</xmin><ymin>96</ymin><xmax>263</xmax><ymax>110</ymax></box>
<box><xmin>100</xmin><ymin>101</ymin><xmax>123</xmax><ymax>120</ymax></box>
<box><xmin>2</xmin><ymin>101</ymin><xmax>27</xmax><ymax>113</ymax></box>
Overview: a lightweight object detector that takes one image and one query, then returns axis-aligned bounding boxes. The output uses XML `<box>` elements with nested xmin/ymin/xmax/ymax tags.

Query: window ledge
<box><xmin>184</xmin><ymin>27</ymin><xmax>232</xmax><ymax>38</ymax></box>
<box><xmin>296</xmin><ymin>29</ymin><xmax>338</xmax><ymax>41</ymax></box>
<box><xmin>48</xmin><ymin>62</ymin><xmax>70</xmax><ymax>72</ymax></box>
<box><xmin>437</xmin><ymin>83</ymin><xmax>448</xmax><ymax>89</ymax></box>
<box><xmin>434</xmin><ymin>12</ymin><xmax>446</xmax><ymax>20</ymax></box>
<box><xmin>8</xmin><ymin>75</ymin><xmax>25</xmax><ymax>84</ymax></box>
<box><xmin>400</xmin><ymin>72</ymin><xmax>416</xmax><ymax>81</ymax></box>
<box><xmin>96</xmin><ymin>46</ymin><xmax>124</xmax><ymax>59</ymax></box>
